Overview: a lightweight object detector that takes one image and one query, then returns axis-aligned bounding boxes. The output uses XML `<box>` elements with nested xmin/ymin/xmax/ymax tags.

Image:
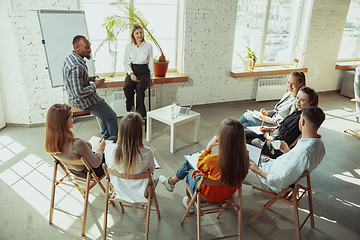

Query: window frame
<box><xmin>337</xmin><ymin>0</ymin><xmax>360</xmax><ymax>62</ymax></box>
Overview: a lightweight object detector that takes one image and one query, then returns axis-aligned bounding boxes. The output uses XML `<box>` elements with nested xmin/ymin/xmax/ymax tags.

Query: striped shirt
<box><xmin>63</xmin><ymin>52</ymin><xmax>102</xmax><ymax>109</ymax></box>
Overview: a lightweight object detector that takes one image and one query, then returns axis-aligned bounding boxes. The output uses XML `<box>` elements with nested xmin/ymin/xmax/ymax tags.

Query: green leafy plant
<box><xmin>246</xmin><ymin>47</ymin><xmax>257</xmax><ymax>62</ymax></box>
<box><xmin>95</xmin><ymin>0</ymin><xmax>166</xmax><ymax>76</ymax></box>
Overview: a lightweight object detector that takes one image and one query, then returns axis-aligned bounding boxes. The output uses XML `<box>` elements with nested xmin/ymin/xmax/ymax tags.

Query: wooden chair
<box><xmin>49</xmin><ymin>155</ymin><xmax>114</xmax><ymax>236</ymax></box>
<box><xmin>102</xmin><ymin>164</ymin><xmax>161</xmax><ymax>240</ymax></box>
<box><xmin>180</xmin><ymin>176</ymin><xmax>242</xmax><ymax>240</ymax></box>
<box><xmin>344</xmin><ymin>99</ymin><xmax>360</xmax><ymax>138</ymax></box>
<box><xmin>247</xmin><ymin>170</ymin><xmax>314</xmax><ymax>240</ymax></box>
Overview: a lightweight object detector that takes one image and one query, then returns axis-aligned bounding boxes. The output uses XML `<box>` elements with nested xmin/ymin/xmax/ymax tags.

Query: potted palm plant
<box><xmin>96</xmin><ymin>0</ymin><xmax>169</xmax><ymax>77</ymax></box>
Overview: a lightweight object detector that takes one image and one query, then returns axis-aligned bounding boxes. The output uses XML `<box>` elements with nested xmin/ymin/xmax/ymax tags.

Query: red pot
<box><xmin>154</xmin><ymin>61</ymin><xmax>169</xmax><ymax>77</ymax></box>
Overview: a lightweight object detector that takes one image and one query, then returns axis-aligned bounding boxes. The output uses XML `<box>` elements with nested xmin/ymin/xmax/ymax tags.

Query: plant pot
<box><xmin>250</xmin><ymin>60</ymin><xmax>256</xmax><ymax>70</ymax></box>
<box><xmin>154</xmin><ymin>61</ymin><xmax>169</xmax><ymax>77</ymax></box>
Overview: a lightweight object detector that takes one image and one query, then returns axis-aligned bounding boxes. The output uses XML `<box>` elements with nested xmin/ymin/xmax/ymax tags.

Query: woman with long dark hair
<box><xmin>159</xmin><ymin>118</ymin><xmax>249</xmax><ymax>213</ymax></box>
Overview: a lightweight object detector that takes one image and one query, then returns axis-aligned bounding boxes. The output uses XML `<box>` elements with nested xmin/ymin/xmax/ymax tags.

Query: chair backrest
<box><xmin>292</xmin><ymin>170</ymin><xmax>310</xmax><ymax>186</ymax></box>
<box><xmin>52</xmin><ymin>155</ymin><xmax>84</xmax><ymax>166</ymax></box>
<box><xmin>103</xmin><ymin>163</ymin><xmax>152</xmax><ymax>181</ymax></box>
<box><xmin>201</xmin><ymin>177</ymin><xmax>225</xmax><ymax>187</ymax></box>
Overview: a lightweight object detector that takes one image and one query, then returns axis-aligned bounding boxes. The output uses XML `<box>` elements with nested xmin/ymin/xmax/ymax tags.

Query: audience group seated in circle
<box><xmin>44</xmin><ymin>70</ymin><xmax>326</xmax><ymax>238</ymax></box>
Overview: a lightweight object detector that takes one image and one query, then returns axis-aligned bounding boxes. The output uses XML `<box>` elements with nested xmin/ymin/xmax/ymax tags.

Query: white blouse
<box><xmin>104</xmin><ymin>143</ymin><xmax>155</xmax><ymax>203</ymax></box>
<box><xmin>123</xmin><ymin>42</ymin><xmax>154</xmax><ymax>79</ymax></box>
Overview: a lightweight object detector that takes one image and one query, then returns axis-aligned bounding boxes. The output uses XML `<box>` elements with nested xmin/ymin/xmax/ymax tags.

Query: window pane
<box><xmin>264</xmin><ymin>1</ymin><xmax>299</xmax><ymax>63</ymax></box>
<box><xmin>232</xmin><ymin>1</ymin><xmax>267</xmax><ymax>68</ymax></box>
<box><xmin>83</xmin><ymin>1</ymin><xmax>178</xmax><ymax>73</ymax></box>
<box><xmin>338</xmin><ymin>0</ymin><xmax>360</xmax><ymax>59</ymax></box>
<box><xmin>136</xmin><ymin>3</ymin><xmax>177</xmax><ymax>69</ymax></box>
<box><xmin>233</xmin><ymin>0</ymin><xmax>302</xmax><ymax>68</ymax></box>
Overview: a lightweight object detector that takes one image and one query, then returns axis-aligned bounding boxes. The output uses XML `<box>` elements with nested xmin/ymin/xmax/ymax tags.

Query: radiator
<box><xmin>255</xmin><ymin>78</ymin><xmax>287</xmax><ymax>102</ymax></box>
<box><xmin>112</xmin><ymin>89</ymin><xmax>156</xmax><ymax>117</ymax></box>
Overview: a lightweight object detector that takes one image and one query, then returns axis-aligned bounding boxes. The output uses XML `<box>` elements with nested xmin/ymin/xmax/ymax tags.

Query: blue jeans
<box><xmin>86</xmin><ymin>99</ymin><xmax>118</xmax><ymax>139</ymax></box>
<box><xmin>176</xmin><ymin>160</ymin><xmax>212</xmax><ymax>203</ymax></box>
<box><xmin>239</xmin><ymin>112</ymin><xmax>269</xmax><ymax>128</ymax></box>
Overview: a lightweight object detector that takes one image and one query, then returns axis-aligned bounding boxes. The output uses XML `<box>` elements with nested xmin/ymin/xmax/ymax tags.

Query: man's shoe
<box><xmin>183</xmin><ymin>196</ymin><xmax>195</xmax><ymax>214</ymax></box>
<box><xmin>159</xmin><ymin>175</ymin><xmax>175</xmax><ymax>192</ymax></box>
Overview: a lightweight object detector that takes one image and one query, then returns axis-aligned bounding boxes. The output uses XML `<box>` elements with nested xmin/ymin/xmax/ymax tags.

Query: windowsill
<box><xmin>335</xmin><ymin>61</ymin><xmax>360</xmax><ymax>71</ymax></box>
<box><xmin>230</xmin><ymin>65</ymin><xmax>308</xmax><ymax>78</ymax></box>
<box><xmin>96</xmin><ymin>71</ymin><xmax>188</xmax><ymax>88</ymax></box>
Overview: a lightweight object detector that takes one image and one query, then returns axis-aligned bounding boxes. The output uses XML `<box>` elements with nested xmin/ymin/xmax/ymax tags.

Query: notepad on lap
<box><xmin>247</xmin><ymin>110</ymin><xmax>262</xmax><ymax>120</ymax></box>
<box><xmin>184</xmin><ymin>150</ymin><xmax>203</xmax><ymax>169</ymax></box>
<box><xmin>88</xmin><ymin>136</ymin><xmax>114</xmax><ymax>151</ymax></box>
<box><xmin>247</xmin><ymin>126</ymin><xmax>264</xmax><ymax>135</ymax></box>
<box><xmin>184</xmin><ymin>145</ymin><xmax>262</xmax><ymax>169</ymax></box>
<box><xmin>246</xmin><ymin>143</ymin><xmax>262</xmax><ymax>166</ymax></box>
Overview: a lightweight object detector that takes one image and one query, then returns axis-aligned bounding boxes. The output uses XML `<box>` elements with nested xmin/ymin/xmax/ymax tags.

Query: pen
<box><xmin>261</xmin><ymin>119</ymin><xmax>264</xmax><ymax>127</ymax></box>
<box><xmin>100</xmin><ymin>130</ymin><xmax>108</xmax><ymax>141</ymax></box>
<box><xmin>185</xmin><ymin>171</ymin><xmax>205</xmax><ymax>175</ymax></box>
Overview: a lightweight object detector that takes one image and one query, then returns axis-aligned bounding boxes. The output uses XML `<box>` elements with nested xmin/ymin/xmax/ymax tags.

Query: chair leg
<box><xmin>248</xmin><ymin>196</ymin><xmax>278</xmax><ymax>225</ymax></box>
<box><xmin>145</xmin><ymin>195</ymin><xmax>151</xmax><ymax>240</ymax></box>
<box><xmin>49</xmin><ymin>162</ymin><xmax>58</xmax><ymax>225</ymax></box>
<box><xmin>307</xmin><ymin>175</ymin><xmax>315</xmax><ymax>228</ymax></box>
<box><xmin>103</xmin><ymin>180</ymin><xmax>110</xmax><ymax>240</ymax></box>
<box><xmin>152</xmin><ymin>188</ymin><xmax>161</xmax><ymax>219</ymax></box>
<box><xmin>197</xmin><ymin>192</ymin><xmax>201</xmax><ymax>240</ymax></box>
<box><xmin>239</xmin><ymin>187</ymin><xmax>242</xmax><ymax>240</ymax></box>
<box><xmin>293</xmin><ymin>188</ymin><xmax>301</xmax><ymax>240</ymax></box>
<box><xmin>180</xmin><ymin>184</ymin><xmax>197</xmax><ymax>225</ymax></box>
<box><xmin>81</xmin><ymin>172</ymin><xmax>91</xmax><ymax>236</ymax></box>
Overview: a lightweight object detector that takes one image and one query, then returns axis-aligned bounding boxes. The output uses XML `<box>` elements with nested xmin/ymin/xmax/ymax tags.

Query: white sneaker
<box><xmin>183</xmin><ymin>196</ymin><xmax>195</xmax><ymax>214</ymax></box>
<box><xmin>159</xmin><ymin>175</ymin><xmax>175</xmax><ymax>192</ymax></box>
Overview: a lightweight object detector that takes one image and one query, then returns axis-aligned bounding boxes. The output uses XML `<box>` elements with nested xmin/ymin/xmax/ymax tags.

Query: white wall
<box><xmin>303</xmin><ymin>0</ymin><xmax>351</xmax><ymax>91</ymax></box>
<box><xmin>0</xmin><ymin>0</ymin><xmax>353</xmax><ymax>125</ymax></box>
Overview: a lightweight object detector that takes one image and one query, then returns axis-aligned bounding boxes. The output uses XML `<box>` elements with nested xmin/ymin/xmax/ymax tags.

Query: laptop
<box><xmin>178</xmin><ymin>102</ymin><xmax>193</xmax><ymax>116</ymax></box>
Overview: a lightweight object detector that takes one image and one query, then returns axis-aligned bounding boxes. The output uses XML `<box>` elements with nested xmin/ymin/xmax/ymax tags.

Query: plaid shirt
<box><xmin>62</xmin><ymin>52</ymin><xmax>102</xmax><ymax>109</ymax></box>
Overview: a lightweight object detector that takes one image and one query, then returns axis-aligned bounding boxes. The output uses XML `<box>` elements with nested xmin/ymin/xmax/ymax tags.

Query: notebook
<box><xmin>183</xmin><ymin>143</ymin><xmax>262</xmax><ymax>169</ymax></box>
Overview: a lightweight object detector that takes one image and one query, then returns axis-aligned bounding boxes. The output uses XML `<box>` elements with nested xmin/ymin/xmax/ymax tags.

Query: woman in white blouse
<box><xmin>240</xmin><ymin>71</ymin><xmax>306</xmax><ymax>127</ymax></box>
<box><xmin>123</xmin><ymin>24</ymin><xmax>154</xmax><ymax>118</ymax></box>
<box><xmin>105</xmin><ymin>112</ymin><xmax>155</xmax><ymax>203</ymax></box>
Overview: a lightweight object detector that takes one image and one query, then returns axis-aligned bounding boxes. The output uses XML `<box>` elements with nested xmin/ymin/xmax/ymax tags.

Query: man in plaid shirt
<box><xmin>63</xmin><ymin>35</ymin><xmax>118</xmax><ymax>139</ymax></box>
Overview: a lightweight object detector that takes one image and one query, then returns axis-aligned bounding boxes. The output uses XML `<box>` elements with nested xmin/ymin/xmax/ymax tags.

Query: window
<box><xmin>338</xmin><ymin>0</ymin><xmax>360</xmax><ymax>60</ymax></box>
<box><xmin>82</xmin><ymin>0</ymin><xmax>178</xmax><ymax>74</ymax></box>
<box><xmin>232</xmin><ymin>0</ymin><xmax>303</xmax><ymax>68</ymax></box>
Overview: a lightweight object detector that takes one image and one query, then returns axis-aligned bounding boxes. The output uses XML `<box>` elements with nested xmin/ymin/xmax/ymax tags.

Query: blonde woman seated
<box><xmin>104</xmin><ymin>112</ymin><xmax>155</xmax><ymax>203</ymax></box>
<box><xmin>159</xmin><ymin>118</ymin><xmax>249</xmax><ymax>214</ymax></box>
<box><xmin>245</xmin><ymin>86</ymin><xmax>319</xmax><ymax>159</ymax></box>
<box><xmin>240</xmin><ymin>71</ymin><xmax>306</xmax><ymax>128</ymax></box>
<box><xmin>44</xmin><ymin>104</ymin><xmax>107</xmax><ymax>178</ymax></box>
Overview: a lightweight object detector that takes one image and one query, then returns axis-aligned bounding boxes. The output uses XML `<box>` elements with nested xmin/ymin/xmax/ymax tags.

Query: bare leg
<box><xmin>169</xmin><ymin>176</ymin><xmax>180</xmax><ymax>185</ymax></box>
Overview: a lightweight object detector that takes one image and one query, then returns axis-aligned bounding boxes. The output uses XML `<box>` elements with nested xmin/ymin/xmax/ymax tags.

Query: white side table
<box><xmin>146</xmin><ymin>105</ymin><xmax>200</xmax><ymax>153</ymax></box>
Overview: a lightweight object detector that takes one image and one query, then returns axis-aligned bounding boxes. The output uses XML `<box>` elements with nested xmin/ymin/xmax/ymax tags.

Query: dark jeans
<box><xmin>245</xmin><ymin>129</ymin><xmax>283</xmax><ymax>159</ymax></box>
<box><xmin>86</xmin><ymin>99</ymin><xmax>118</xmax><ymax>139</ymax></box>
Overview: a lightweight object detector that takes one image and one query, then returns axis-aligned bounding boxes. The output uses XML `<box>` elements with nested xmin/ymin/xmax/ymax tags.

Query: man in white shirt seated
<box><xmin>244</xmin><ymin>106</ymin><xmax>326</xmax><ymax>193</ymax></box>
